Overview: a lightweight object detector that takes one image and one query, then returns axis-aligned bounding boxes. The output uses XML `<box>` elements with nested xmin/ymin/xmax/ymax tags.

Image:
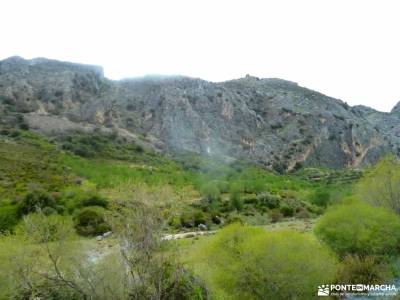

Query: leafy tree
<box><xmin>190</xmin><ymin>224</ymin><xmax>337</xmax><ymax>300</ymax></box>
<box><xmin>0</xmin><ymin>203</ymin><xmax>207</xmax><ymax>300</ymax></box>
<box><xmin>356</xmin><ymin>156</ymin><xmax>400</xmax><ymax>214</ymax></box>
<box><xmin>112</xmin><ymin>201</ymin><xmax>208</xmax><ymax>299</ymax></box>
<box><xmin>315</xmin><ymin>202</ymin><xmax>400</xmax><ymax>257</ymax></box>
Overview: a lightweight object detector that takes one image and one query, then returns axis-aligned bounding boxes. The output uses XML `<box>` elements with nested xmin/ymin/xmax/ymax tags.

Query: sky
<box><xmin>0</xmin><ymin>0</ymin><xmax>399</xmax><ymax>112</ymax></box>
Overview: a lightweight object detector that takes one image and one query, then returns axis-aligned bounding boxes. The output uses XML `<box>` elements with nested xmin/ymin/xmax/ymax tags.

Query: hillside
<box><xmin>0</xmin><ymin>56</ymin><xmax>398</xmax><ymax>171</ymax></box>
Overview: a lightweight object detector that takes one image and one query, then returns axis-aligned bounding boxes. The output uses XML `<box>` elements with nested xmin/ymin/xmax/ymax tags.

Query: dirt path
<box><xmin>162</xmin><ymin>230</ymin><xmax>217</xmax><ymax>241</ymax></box>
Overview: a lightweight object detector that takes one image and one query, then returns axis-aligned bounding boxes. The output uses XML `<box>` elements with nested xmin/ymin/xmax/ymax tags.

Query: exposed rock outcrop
<box><xmin>0</xmin><ymin>56</ymin><xmax>397</xmax><ymax>170</ymax></box>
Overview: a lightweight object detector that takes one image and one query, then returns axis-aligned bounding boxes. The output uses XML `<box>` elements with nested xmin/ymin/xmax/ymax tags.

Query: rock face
<box><xmin>0</xmin><ymin>56</ymin><xmax>397</xmax><ymax>170</ymax></box>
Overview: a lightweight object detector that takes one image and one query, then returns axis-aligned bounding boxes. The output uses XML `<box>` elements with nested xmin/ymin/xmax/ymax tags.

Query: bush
<box><xmin>200</xmin><ymin>183</ymin><xmax>220</xmax><ymax>202</ymax></box>
<box><xmin>180</xmin><ymin>212</ymin><xmax>195</xmax><ymax>228</ymax></box>
<box><xmin>280</xmin><ymin>204</ymin><xmax>294</xmax><ymax>217</ymax></box>
<box><xmin>315</xmin><ymin>202</ymin><xmax>400</xmax><ymax>257</ymax></box>
<box><xmin>269</xmin><ymin>209</ymin><xmax>283</xmax><ymax>223</ymax></box>
<box><xmin>272</xmin><ymin>161</ymin><xmax>287</xmax><ymax>174</ymax></box>
<box><xmin>216</xmin><ymin>180</ymin><xmax>229</xmax><ymax>193</ymax></box>
<box><xmin>190</xmin><ymin>224</ymin><xmax>337</xmax><ymax>300</ymax></box>
<box><xmin>336</xmin><ymin>255</ymin><xmax>390</xmax><ymax>285</ymax></box>
<box><xmin>18</xmin><ymin>191</ymin><xmax>57</xmax><ymax>216</ymax></box>
<box><xmin>193</xmin><ymin>211</ymin><xmax>207</xmax><ymax>226</ymax></box>
<box><xmin>61</xmin><ymin>186</ymin><xmax>108</xmax><ymax>212</ymax></box>
<box><xmin>81</xmin><ymin>194</ymin><xmax>108</xmax><ymax>208</ymax></box>
<box><xmin>356</xmin><ymin>156</ymin><xmax>400</xmax><ymax>214</ymax></box>
<box><xmin>168</xmin><ymin>216</ymin><xmax>182</xmax><ymax>228</ymax></box>
<box><xmin>310</xmin><ymin>189</ymin><xmax>330</xmax><ymax>207</ymax></box>
<box><xmin>256</xmin><ymin>192</ymin><xmax>280</xmax><ymax>209</ymax></box>
<box><xmin>73</xmin><ymin>206</ymin><xmax>110</xmax><ymax>236</ymax></box>
<box><xmin>230</xmin><ymin>192</ymin><xmax>244</xmax><ymax>211</ymax></box>
<box><xmin>0</xmin><ymin>205</ymin><xmax>19</xmax><ymax>232</ymax></box>
<box><xmin>18</xmin><ymin>213</ymin><xmax>74</xmax><ymax>243</ymax></box>
<box><xmin>296</xmin><ymin>208</ymin><xmax>311</xmax><ymax>219</ymax></box>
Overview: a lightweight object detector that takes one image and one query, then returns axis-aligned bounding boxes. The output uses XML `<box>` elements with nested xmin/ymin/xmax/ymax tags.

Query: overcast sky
<box><xmin>1</xmin><ymin>0</ymin><xmax>399</xmax><ymax>112</ymax></box>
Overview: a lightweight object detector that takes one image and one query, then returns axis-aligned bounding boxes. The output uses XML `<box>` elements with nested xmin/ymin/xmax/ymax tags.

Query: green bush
<box><xmin>336</xmin><ymin>255</ymin><xmax>390</xmax><ymax>285</ymax></box>
<box><xmin>280</xmin><ymin>204</ymin><xmax>294</xmax><ymax>217</ymax></box>
<box><xmin>310</xmin><ymin>189</ymin><xmax>330</xmax><ymax>207</ymax></box>
<box><xmin>356</xmin><ymin>156</ymin><xmax>400</xmax><ymax>214</ymax></box>
<box><xmin>18</xmin><ymin>213</ymin><xmax>74</xmax><ymax>243</ymax></box>
<box><xmin>200</xmin><ymin>182</ymin><xmax>220</xmax><ymax>202</ymax></box>
<box><xmin>73</xmin><ymin>206</ymin><xmax>110</xmax><ymax>236</ymax></box>
<box><xmin>230</xmin><ymin>191</ymin><xmax>244</xmax><ymax>211</ymax></box>
<box><xmin>190</xmin><ymin>224</ymin><xmax>337</xmax><ymax>300</ymax></box>
<box><xmin>18</xmin><ymin>191</ymin><xmax>57</xmax><ymax>216</ymax></box>
<box><xmin>61</xmin><ymin>186</ymin><xmax>108</xmax><ymax>212</ymax></box>
<box><xmin>180</xmin><ymin>212</ymin><xmax>195</xmax><ymax>228</ymax></box>
<box><xmin>216</xmin><ymin>180</ymin><xmax>229</xmax><ymax>193</ymax></box>
<box><xmin>168</xmin><ymin>216</ymin><xmax>182</xmax><ymax>228</ymax></box>
<box><xmin>81</xmin><ymin>194</ymin><xmax>108</xmax><ymax>208</ymax></box>
<box><xmin>0</xmin><ymin>205</ymin><xmax>19</xmax><ymax>232</ymax></box>
<box><xmin>256</xmin><ymin>192</ymin><xmax>280</xmax><ymax>209</ymax></box>
<box><xmin>193</xmin><ymin>211</ymin><xmax>207</xmax><ymax>226</ymax></box>
<box><xmin>315</xmin><ymin>202</ymin><xmax>400</xmax><ymax>257</ymax></box>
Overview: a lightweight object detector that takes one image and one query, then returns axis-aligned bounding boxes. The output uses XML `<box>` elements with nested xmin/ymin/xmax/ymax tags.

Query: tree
<box><xmin>190</xmin><ymin>224</ymin><xmax>337</xmax><ymax>300</ymax></box>
<box><xmin>0</xmin><ymin>205</ymin><xmax>207</xmax><ymax>300</ymax></box>
<box><xmin>356</xmin><ymin>156</ymin><xmax>400</xmax><ymax>214</ymax></box>
<box><xmin>111</xmin><ymin>200</ymin><xmax>207</xmax><ymax>300</ymax></box>
<box><xmin>314</xmin><ymin>202</ymin><xmax>400</xmax><ymax>257</ymax></box>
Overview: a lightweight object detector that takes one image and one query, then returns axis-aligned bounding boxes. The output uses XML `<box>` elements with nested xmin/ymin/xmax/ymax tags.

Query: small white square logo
<box><xmin>318</xmin><ymin>285</ymin><xmax>330</xmax><ymax>296</ymax></box>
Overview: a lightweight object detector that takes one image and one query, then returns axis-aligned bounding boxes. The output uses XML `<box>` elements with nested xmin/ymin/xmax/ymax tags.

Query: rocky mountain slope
<box><xmin>0</xmin><ymin>56</ymin><xmax>398</xmax><ymax>170</ymax></box>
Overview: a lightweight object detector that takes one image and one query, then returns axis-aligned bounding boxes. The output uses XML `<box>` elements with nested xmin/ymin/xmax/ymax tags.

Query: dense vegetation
<box><xmin>188</xmin><ymin>224</ymin><xmax>337</xmax><ymax>300</ymax></box>
<box><xmin>1</xmin><ymin>128</ymin><xmax>400</xmax><ymax>299</ymax></box>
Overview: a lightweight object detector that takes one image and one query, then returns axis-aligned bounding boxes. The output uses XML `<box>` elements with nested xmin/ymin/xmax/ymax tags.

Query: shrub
<box><xmin>169</xmin><ymin>216</ymin><xmax>182</xmax><ymax>228</ymax></box>
<box><xmin>280</xmin><ymin>204</ymin><xmax>294</xmax><ymax>217</ymax></box>
<box><xmin>272</xmin><ymin>161</ymin><xmax>286</xmax><ymax>174</ymax></box>
<box><xmin>18</xmin><ymin>191</ymin><xmax>57</xmax><ymax>216</ymax></box>
<box><xmin>315</xmin><ymin>202</ymin><xmax>400</xmax><ymax>257</ymax></box>
<box><xmin>42</xmin><ymin>206</ymin><xmax>57</xmax><ymax>216</ymax></box>
<box><xmin>180</xmin><ymin>212</ymin><xmax>195</xmax><ymax>228</ymax></box>
<box><xmin>230</xmin><ymin>190</ymin><xmax>244</xmax><ymax>211</ymax></box>
<box><xmin>310</xmin><ymin>189</ymin><xmax>330</xmax><ymax>207</ymax></box>
<box><xmin>356</xmin><ymin>156</ymin><xmax>400</xmax><ymax>214</ymax></box>
<box><xmin>200</xmin><ymin>183</ymin><xmax>220</xmax><ymax>202</ymax></box>
<box><xmin>0</xmin><ymin>205</ymin><xmax>19</xmax><ymax>232</ymax></box>
<box><xmin>336</xmin><ymin>255</ymin><xmax>390</xmax><ymax>285</ymax></box>
<box><xmin>73</xmin><ymin>206</ymin><xmax>110</xmax><ymax>236</ymax></box>
<box><xmin>81</xmin><ymin>194</ymin><xmax>108</xmax><ymax>208</ymax></box>
<box><xmin>256</xmin><ymin>192</ymin><xmax>280</xmax><ymax>209</ymax></box>
<box><xmin>269</xmin><ymin>209</ymin><xmax>283</xmax><ymax>223</ymax></box>
<box><xmin>225</xmin><ymin>215</ymin><xmax>244</xmax><ymax>225</ymax></box>
<box><xmin>296</xmin><ymin>208</ymin><xmax>311</xmax><ymax>219</ymax></box>
<box><xmin>18</xmin><ymin>213</ymin><xmax>74</xmax><ymax>243</ymax></box>
<box><xmin>216</xmin><ymin>180</ymin><xmax>229</xmax><ymax>193</ymax></box>
<box><xmin>61</xmin><ymin>186</ymin><xmax>108</xmax><ymax>212</ymax></box>
<box><xmin>190</xmin><ymin>224</ymin><xmax>337</xmax><ymax>300</ymax></box>
<box><xmin>194</xmin><ymin>211</ymin><xmax>207</xmax><ymax>226</ymax></box>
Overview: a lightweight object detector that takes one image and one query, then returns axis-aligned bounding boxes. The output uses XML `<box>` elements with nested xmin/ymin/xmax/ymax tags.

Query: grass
<box><xmin>60</xmin><ymin>154</ymin><xmax>195</xmax><ymax>190</ymax></box>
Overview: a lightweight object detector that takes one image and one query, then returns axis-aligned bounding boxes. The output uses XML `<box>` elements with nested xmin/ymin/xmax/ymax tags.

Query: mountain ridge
<box><xmin>0</xmin><ymin>56</ymin><xmax>398</xmax><ymax>171</ymax></box>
